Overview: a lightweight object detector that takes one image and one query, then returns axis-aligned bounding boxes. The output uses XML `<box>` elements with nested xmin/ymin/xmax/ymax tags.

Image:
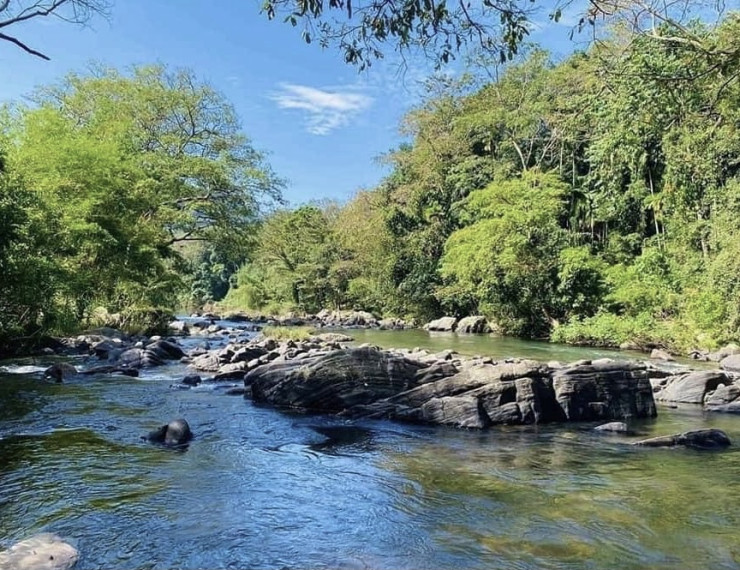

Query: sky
<box><xmin>0</xmin><ymin>1</ymin><xmax>582</xmax><ymax>206</ymax></box>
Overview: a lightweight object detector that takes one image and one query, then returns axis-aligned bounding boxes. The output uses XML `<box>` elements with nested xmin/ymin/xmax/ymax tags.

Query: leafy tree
<box><xmin>0</xmin><ymin>64</ymin><xmax>281</xmax><ymax>338</ymax></box>
<box><xmin>259</xmin><ymin>0</ymin><xmax>732</xmax><ymax>69</ymax></box>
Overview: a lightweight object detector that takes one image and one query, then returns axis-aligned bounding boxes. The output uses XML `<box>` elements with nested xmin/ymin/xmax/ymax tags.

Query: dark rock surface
<box><xmin>633</xmin><ymin>429</ymin><xmax>731</xmax><ymax>449</ymax></box>
<box><xmin>244</xmin><ymin>349</ymin><xmax>657</xmax><ymax>429</ymax></box>
<box><xmin>456</xmin><ymin>315</ymin><xmax>491</xmax><ymax>334</ymax></box>
<box><xmin>146</xmin><ymin>418</ymin><xmax>193</xmax><ymax>447</ymax></box>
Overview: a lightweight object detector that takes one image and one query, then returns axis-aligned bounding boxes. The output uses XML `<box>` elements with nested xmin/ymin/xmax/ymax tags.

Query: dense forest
<box><xmin>222</xmin><ymin>14</ymin><xmax>740</xmax><ymax>352</ymax></box>
<box><xmin>2</xmin><ymin>12</ymin><xmax>739</xmax><ymax>354</ymax></box>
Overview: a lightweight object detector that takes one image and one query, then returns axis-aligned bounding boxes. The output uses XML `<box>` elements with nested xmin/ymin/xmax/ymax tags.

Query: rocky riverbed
<box><xmin>4</xmin><ymin>317</ymin><xmax>740</xmax><ymax>569</ymax></box>
<box><xmin>38</xmin><ymin>320</ymin><xmax>740</xmax><ymax>434</ymax></box>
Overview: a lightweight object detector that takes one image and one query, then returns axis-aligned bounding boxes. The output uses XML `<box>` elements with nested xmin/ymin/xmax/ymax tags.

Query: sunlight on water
<box><xmin>0</xmin><ymin>328</ymin><xmax>738</xmax><ymax>569</ymax></box>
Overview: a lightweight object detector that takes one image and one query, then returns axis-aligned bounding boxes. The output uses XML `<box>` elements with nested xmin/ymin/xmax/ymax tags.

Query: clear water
<box><xmin>1</xmin><ymin>327</ymin><xmax>738</xmax><ymax>569</ymax></box>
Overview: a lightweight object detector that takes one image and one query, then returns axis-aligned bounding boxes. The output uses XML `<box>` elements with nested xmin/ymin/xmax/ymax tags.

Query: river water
<box><xmin>1</xmin><ymin>325</ymin><xmax>739</xmax><ymax>569</ymax></box>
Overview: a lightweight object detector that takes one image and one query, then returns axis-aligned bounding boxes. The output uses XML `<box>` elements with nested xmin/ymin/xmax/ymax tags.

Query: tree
<box><xmin>1</xmin><ymin>64</ymin><xmax>282</xmax><ymax>331</ymax></box>
<box><xmin>259</xmin><ymin>0</ymin><xmax>732</xmax><ymax>69</ymax></box>
<box><xmin>0</xmin><ymin>0</ymin><xmax>110</xmax><ymax>60</ymax></box>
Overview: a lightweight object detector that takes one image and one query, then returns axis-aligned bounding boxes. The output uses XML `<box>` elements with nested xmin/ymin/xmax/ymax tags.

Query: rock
<box><xmin>182</xmin><ymin>374</ymin><xmax>202</xmax><ymax>387</ymax></box>
<box><xmin>650</xmin><ymin>349</ymin><xmax>675</xmax><ymax>361</ymax></box>
<box><xmin>207</xmin><ymin>324</ymin><xmax>222</xmax><ymax>334</ymax></box>
<box><xmin>705</xmin><ymin>401</ymin><xmax>740</xmax><ymax>414</ymax></box>
<box><xmin>424</xmin><ymin>316</ymin><xmax>458</xmax><ymax>332</ymax></box>
<box><xmin>91</xmin><ymin>338</ymin><xmax>124</xmax><ymax>360</ymax></box>
<box><xmin>633</xmin><ymin>428</ymin><xmax>731</xmax><ymax>449</ymax></box>
<box><xmin>456</xmin><ymin>315</ymin><xmax>491</xmax><ymax>334</ymax></box>
<box><xmin>720</xmin><ymin>354</ymin><xmax>740</xmax><ymax>372</ymax></box>
<box><xmin>214</xmin><ymin>361</ymin><xmax>249</xmax><ymax>380</ymax></box>
<box><xmin>230</xmin><ymin>346</ymin><xmax>267</xmax><ymax>364</ymax></box>
<box><xmin>704</xmin><ymin>383</ymin><xmax>740</xmax><ymax>407</ymax></box>
<box><xmin>0</xmin><ymin>533</ymin><xmax>79</xmax><ymax>570</ymax></box>
<box><xmin>247</xmin><ymin>347</ymin><xmax>425</xmax><ymax>411</ymax></box>
<box><xmin>551</xmin><ymin>361</ymin><xmax>657</xmax><ymax>421</ymax></box>
<box><xmin>619</xmin><ymin>341</ymin><xmax>642</xmax><ymax>351</ymax></box>
<box><xmin>594</xmin><ymin>421</ymin><xmax>630</xmax><ymax>433</ymax></box>
<box><xmin>44</xmin><ymin>362</ymin><xmax>78</xmax><ymax>383</ymax></box>
<box><xmin>146</xmin><ymin>418</ymin><xmax>193</xmax><ymax>447</ymax></box>
<box><xmin>408</xmin><ymin>396</ymin><xmax>488</xmax><ymax>429</ymax></box>
<box><xmin>709</xmin><ymin>343</ymin><xmax>740</xmax><ymax>362</ymax></box>
<box><xmin>146</xmin><ymin>339</ymin><xmax>185</xmax><ymax>360</ymax></box>
<box><xmin>378</xmin><ymin>318</ymin><xmax>406</xmax><ymax>330</ymax></box>
<box><xmin>654</xmin><ymin>370</ymin><xmax>730</xmax><ymax>404</ymax></box>
<box><xmin>190</xmin><ymin>352</ymin><xmax>221</xmax><ymax>372</ymax></box>
<box><xmin>243</xmin><ymin>349</ymin><xmax>657</xmax><ymax>430</ymax></box>
<box><xmin>168</xmin><ymin>320</ymin><xmax>189</xmax><ymax>334</ymax></box>
<box><xmin>314</xmin><ymin>332</ymin><xmax>354</xmax><ymax>343</ymax></box>
<box><xmin>223</xmin><ymin>311</ymin><xmax>251</xmax><ymax>322</ymax></box>
<box><xmin>117</xmin><ymin>348</ymin><xmax>164</xmax><ymax>368</ymax></box>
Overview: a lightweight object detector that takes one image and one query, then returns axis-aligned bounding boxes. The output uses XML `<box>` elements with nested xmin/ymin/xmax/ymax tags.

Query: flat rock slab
<box><xmin>0</xmin><ymin>533</ymin><xmax>78</xmax><ymax>570</ymax></box>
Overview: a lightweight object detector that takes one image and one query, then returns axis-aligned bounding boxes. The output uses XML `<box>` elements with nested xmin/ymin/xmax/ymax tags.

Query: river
<box><xmin>1</xmin><ymin>324</ymin><xmax>739</xmax><ymax>569</ymax></box>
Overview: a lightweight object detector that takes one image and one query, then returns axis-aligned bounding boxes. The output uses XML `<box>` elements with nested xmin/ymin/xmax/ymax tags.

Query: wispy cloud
<box><xmin>271</xmin><ymin>83</ymin><xmax>373</xmax><ymax>135</ymax></box>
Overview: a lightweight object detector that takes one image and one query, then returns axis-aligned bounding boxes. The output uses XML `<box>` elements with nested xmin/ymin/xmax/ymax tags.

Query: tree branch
<box><xmin>0</xmin><ymin>31</ymin><xmax>49</xmax><ymax>59</ymax></box>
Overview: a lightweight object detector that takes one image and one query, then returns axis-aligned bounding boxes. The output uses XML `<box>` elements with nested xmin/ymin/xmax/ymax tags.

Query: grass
<box><xmin>260</xmin><ymin>325</ymin><xmax>316</xmax><ymax>342</ymax></box>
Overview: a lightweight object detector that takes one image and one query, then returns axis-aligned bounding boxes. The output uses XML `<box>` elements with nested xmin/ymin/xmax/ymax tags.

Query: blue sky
<box><xmin>0</xmin><ymin>1</ymin><xmax>581</xmax><ymax>205</ymax></box>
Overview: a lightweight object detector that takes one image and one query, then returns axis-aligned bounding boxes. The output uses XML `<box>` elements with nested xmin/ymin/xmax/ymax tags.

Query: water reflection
<box><xmin>0</xmin><ymin>328</ymin><xmax>739</xmax><ymax>569</ymax></box>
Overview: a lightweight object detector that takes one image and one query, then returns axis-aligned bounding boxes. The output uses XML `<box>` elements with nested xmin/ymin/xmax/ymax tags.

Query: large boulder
<box><xmin>456</xmin><ymin>316</ymin><xmax>491</xmax><ymax>334</ymax></box>
<box><xmin>146</xmin><ymin>339</ymin><xmax>185</xmax><ymax>360</ymax></box>
<box><xmin>654</xmin><ymin>370</ymin><xmax>730</xmax><ymax>404</ymax></box>
<box><xmin>633</xmin><ymin>429</ymin><xmax>731</xmax><ymax>449</ymax></box>
<box><xmin>551</xmin><ymin>360</ymin><xmax>656</xmax><ymax>421</ymax></box>
<box><xmin>424</xmin><ymin>317</ymin><xmax>458</xmax><ymax>332</ymax></box>
<box><xmin>246</xmin><ymin>352</ymin><xmax>656</xmax><ymax>430</ymax></box>
<box><xmin>0</xmin><ymin>533</ymin><xmax>79</xmax><ymax>570</ymax></box>
<box><xmin>720</xmin><ymin>354</ymin><xmax>740</xmax><ymax>372</ymax></box>
<box><xmin>247</xmin><ymin>347</ymin><xmax>425</xmax><ymax>411</ymax></box>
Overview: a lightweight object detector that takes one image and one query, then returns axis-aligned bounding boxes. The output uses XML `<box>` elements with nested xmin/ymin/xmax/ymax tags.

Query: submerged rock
<box><xmin>633</xmin><ymin>429</ymin><xmax>731</xmax><ymax>449</ymax></box>
<box><xmin>594</xmin><ymin>422</ymin><xmax>630</xmax><ymax>433</ymax></box>
<box><xmin>146</xmin><ymin>418</ymin><xmax>193</xmax><ymax>447</ymax></box>
<box><xmin>44</xmin><ymin>362</ymin><xmax>78</xmax><ymax>383</ymax></box>
<box><xmin>0</xmin><ymin>533</ymin><xmax>79</xmax><ymax>570</ymax></box>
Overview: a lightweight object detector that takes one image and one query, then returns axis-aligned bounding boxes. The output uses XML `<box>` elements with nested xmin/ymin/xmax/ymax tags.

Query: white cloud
<box><xmin>271</xmin><ymin>83</ymin><xmax>373</xmax><ymax>135</ymax></box>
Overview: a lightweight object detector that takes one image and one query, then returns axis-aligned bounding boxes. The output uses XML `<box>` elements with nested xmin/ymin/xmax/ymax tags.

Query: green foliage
<box><xmin>439</xmin><ymin>172</ymin><xmax>569</xmax><ymax>336</ymax></box>
<box><xmin>0</xmin><ymin>64</ymin><xmax>280</xmax><ymax>349</ymax></box>
<box><xmin>217</xmin><ymin>14</ymin><xmax>740</xmax><ymax>353</ymax></box>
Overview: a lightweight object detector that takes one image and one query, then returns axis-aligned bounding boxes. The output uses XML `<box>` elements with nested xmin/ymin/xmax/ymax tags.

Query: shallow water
<box><xmin>0</xmin><ymin>325</ymin><xmax>738</xmax><ymax>569</ymax></box>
